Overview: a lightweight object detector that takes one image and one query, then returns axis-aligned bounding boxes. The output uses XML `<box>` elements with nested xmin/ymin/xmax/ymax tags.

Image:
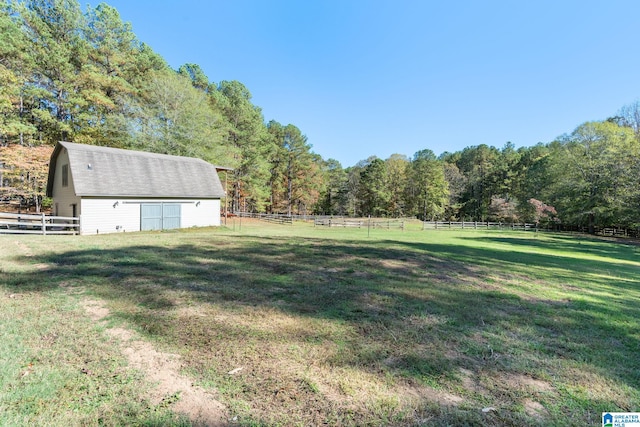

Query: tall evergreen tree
<box><xmin>456</xmin><ymin>145</ymin><xmax>500</xmax><ymax>220</ymax></box>
<box><xmin>0</xmin><ymin>2</ymin><xmax>37</xmax><ymax>144</ymax></box>
<box><xmin>78</xmin><ymin>3</ymin><xmax>156</xmax><ymax>147</ymax></box>
<box><xmin>17</xmin><ymin>0</ymin><xmax>89</xmax><ymax>142</ymax></box>
<box><xmin>315</xmin><ymin>158</ymin><xmax>346</xmax><ymax>215</ymax></box>
<box><xmin>267</xmin><ymin>121</ymin><xmax>321</xmax><ymax>215</ymax></box>
<box><xmin>357</xmin><ymin>157</ymin><xmax>389</xmax><ymax>217</ymax></box>
<box><xmin>406</xmin><ymin>149</ymin><xmax>448</xmax><ymax>220</ymax></box>
<box><xmin>385</xmin><ymin>154</ymin><xmax>409</xmax><ymax>217</ymax></box>
<box><xmin>213</xmin><ymin>80</ymin><xmax>271</xmax><ymax>212</ymax></box>
<box><xmin>178</xmin><ymin>63</ymin><xmax>211</xmax><ymax>92</ymax></box>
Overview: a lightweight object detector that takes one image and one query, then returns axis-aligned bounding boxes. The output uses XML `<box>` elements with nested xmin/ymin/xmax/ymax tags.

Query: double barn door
<box><xmin>140</xmin><ymin>203</ymin><xmax>181</xmax><ymax>231</ymax></box>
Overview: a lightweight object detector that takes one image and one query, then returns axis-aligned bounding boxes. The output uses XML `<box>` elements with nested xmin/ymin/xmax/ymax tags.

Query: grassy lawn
<box><xmin>1</xmin><ymin>220</ymin><xmax>639</xmax><ymax>426</ymax></box>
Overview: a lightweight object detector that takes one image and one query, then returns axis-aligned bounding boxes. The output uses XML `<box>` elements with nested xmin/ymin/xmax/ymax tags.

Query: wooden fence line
<box><xmin>314</xmin><ymin>218</ymin><xmax>365</xmax><ymax>228</ymax></box>
<box><xmin>421</xmin><ymin>221</ymin><xmax>537</xmax><ymax>230</ymax></box>
<box><xmin>371</xmin><ymin>220</ymin><xmax>404</xmax><ymax>230</ymax></box>
<box><xmin>229</xmin><ymin>211</ymin><xmax>640</xmax><ymax>239</ymax></box>
<box><xmin>235</xmin><ymin>212</ymin><xmax>293</xmax><ymax>225</ymax></box>
<box><xmin>0</xmin><ymin>211</ymin><xmax>80</xmax><ymax>235</ymax></box>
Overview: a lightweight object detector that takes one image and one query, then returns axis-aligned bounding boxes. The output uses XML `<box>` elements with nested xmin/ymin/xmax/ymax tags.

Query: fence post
<box><xmin>41</xmin><ymin>213</ymin><xmax>46</xmax><ymax>235</ymax></box>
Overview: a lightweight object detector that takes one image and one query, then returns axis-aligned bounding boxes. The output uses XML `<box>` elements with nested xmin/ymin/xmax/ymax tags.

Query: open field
<box><xmin>1</xmin><ymin>220</ymin><xmax>639</xmax><ymax>426</ymax></box>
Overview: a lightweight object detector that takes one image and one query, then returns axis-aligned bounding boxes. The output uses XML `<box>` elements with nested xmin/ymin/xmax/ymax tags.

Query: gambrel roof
<box><xmin>46</xmin><ymin>141</ymin><xmax>227</xmax><ymax>198</ymax></box>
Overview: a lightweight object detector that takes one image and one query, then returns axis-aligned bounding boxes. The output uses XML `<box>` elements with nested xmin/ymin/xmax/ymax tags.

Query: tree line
<box><xmin>1</xmin><ymin>0</ymin><xmax>640</xmax><ymax>232</ymax></box>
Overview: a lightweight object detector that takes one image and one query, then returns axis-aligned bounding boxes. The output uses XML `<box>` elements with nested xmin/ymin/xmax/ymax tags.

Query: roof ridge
<box><xmin>59</xmin><ymin>141</ymin><xmax>207</xmax><ymax>163</ymax></box>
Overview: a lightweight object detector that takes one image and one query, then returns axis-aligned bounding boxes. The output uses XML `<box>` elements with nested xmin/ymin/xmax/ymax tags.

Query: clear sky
<box><xmin>90</xmin><ymin>0</ymin><xmax>640</xmax><ymax>167</ymax></box>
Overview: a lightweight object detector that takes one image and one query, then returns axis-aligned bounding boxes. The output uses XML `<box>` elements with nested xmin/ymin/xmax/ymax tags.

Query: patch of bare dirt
<box><xmin>82</xmin><ymin>300</ymin><xmax>110</xmax><ymax>321</ymax></box>
<box><xmin>503</xmin><ymin>373</ymin><xmax>554</xmax><ymax>393</ymax></box>
<box><xmin>401</xmin><ymin>382</ymin><xmax>464</xmax><ymax>407</ymax></box>
<box><xmin>458</xmin><ymin>368</ymin><xmax>480</xmax><ymax>393</ymax></box>
<box><xmin>81</xmin><ymin>298</ymin><xmax>227</xmax><ymax>426</ymax></box>
<box><xmin>523</xmin><ymin>399</ymin><xmax>549</xmax><ymax>418</ymax></box>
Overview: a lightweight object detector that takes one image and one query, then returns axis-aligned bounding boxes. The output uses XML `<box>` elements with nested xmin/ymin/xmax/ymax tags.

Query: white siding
<box><xmin>51</xmin><ymin>148</ymin><xmax>80</xmax><ymax>217</ymax></box>
<box><xmin>80</xmin><ymin>198</ymin><xmax>141</xmax><ymax>235</ymax></box>
<box><xmin>79</xmin><ymin>198</ymin><xmax>220</xmax><ymax>235</ymax></box>
<box><xmin>181</xmin><ymin>199</ymin><xmax>220</xmax><ymax>228</ymax></box>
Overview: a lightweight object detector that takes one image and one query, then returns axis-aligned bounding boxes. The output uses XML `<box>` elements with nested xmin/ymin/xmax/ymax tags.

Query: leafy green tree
<box><xmin>406</xmin><ymin>149</ymin><xmax>448</xmax><ymax>220</ymax></box>
<box><xmin>547</xmin><ymin>121</ymin><xmax>638</xmax><ymax>232</ymax></box>
<box><xmin>441</xmin><ymin>161</ymin><xmax>466</xmax><ymax>220</ymax></box>
<box><xmin>178</xmin><ymin>63</ymin><xmax>211</xmax><ymax>92</ymax></box>
<box><xmin>513</xmin><ymin>143</ymin><xmax>553</xmax><ymax>219</ymax></box>
<box><xmin>357</xmin><ymin>157</ymin><xmax>389</xmax><ymax>217</ymax></box>
<box><xmin>456</xmin><ymin>144</ymin><xmax>500</xmax><ymax>220</ymax></box>
<box><xmin>299</xmin><ymin>153</ymin><xmax>325</xmax><ymax>215</ymax></box>
<box><xmin>78</xmin><ymin>3</ymin><xmax>156</xmax><ymax>147</ymax></box>
<box><xmin>0</xmin><ymin>2</ymin><xmax>37</xmax><ymax>144</ymax></box>
<box><xmin>315</xmin><ymin>158</ymin><xmax>346</xmax><ymax>215</ymax></box>
<box><xmin>134</xmin><ymin>70</ymin><xmax>227</xmax><ymax>162</ymax></box>
<box><xmin>16</xmin><ymin>0</ymin><xmax>89</xmax><ymax>142</ymax></box>
<box><xmin>385</xmin><ymin>154</ymin><xmax>409</xmax><ymax>217</ymax></box>
<box><xmin>492</xmin><ymin>142</ymin><xmax>522</xmax><ymax>198</ymax></box>
<box><xmin>342</xmin><ymin>165</ymin><xmax>362</xmax><ymax>217</ymax></box>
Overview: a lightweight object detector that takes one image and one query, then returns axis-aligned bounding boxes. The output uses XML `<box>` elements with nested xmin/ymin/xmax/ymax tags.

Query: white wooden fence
<box><xmin>0</xmin><ymin>212</ymin><xmax>80</xmax><ymax>235</ymax></box>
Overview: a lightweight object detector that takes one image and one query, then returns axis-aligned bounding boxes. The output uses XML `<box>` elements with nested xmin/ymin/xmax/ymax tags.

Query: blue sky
<box><xmin>91</xmin><ymin>0</ymin><xmax>640</xmax><ymax>167</ymax></box>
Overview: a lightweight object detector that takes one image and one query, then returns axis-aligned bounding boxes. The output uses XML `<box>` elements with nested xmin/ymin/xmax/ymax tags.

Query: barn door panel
<box><xmin>141</xmin><ymin>204</ymin><xmax>162</xmax><ymax>231</ymax></box>
<box><xmin>162</xmin><ymin>203</ymin><xmax>181</xmax><ymax>230</ymax></box>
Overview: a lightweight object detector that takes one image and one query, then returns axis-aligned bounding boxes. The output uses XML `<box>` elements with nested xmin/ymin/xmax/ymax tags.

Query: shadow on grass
<box><xmin>2</xmin><ymin>231</ymin><xmax>639</xmax><ymax>423</ymax></box>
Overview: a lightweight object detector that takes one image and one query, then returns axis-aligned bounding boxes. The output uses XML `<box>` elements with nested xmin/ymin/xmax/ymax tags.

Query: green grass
<box><xmin>1</xmin><ymin>221</ymin><xmax>639</xmax><ymax>426</ymax></box>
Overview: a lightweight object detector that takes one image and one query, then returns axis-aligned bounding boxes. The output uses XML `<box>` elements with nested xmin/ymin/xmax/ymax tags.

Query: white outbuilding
<box><xmin>46</xmin><ymin>141</ymin><xmax>228</xmax><ymax>235</ymax></box>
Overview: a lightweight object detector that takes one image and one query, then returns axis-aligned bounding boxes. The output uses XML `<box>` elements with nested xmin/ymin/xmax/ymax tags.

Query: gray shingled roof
<box><xmin>47</xmin><ymin>141</ymin><xmax>227</xmax><ymax>198</ymax></box>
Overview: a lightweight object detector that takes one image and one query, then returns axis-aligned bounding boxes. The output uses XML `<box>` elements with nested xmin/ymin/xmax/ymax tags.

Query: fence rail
<box><xmin>315</xmin><ymin>218</ymin><xmax>365</xmax><ymax>228</ymax></box>
<box><xmin>234</xmin><ymin>212</ymin><xmax>293</xmax><ymax>224</ymax></box>
<box><xmin>231</xmin><ymin>211</ymin><xmax>640</xmax><ymax>239</ymax></box>
<box><xmin>421</xmin><ymin>221</ymin><xmax>537</xmax><ymax>230</ymax></box>
<box><xmin>313</xmin><ymin>217</ymin><xmax>405</xmax><ymax>230</ymax></box>
<box><xmin>371</xmin><ymin>219</ymin><xmax>405</xmax><ymax>230</ymax></box>
<box><xmin>0</xmin><ymin>212</ymin><xmax>80</xmax><ymax>235</ymax></box>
